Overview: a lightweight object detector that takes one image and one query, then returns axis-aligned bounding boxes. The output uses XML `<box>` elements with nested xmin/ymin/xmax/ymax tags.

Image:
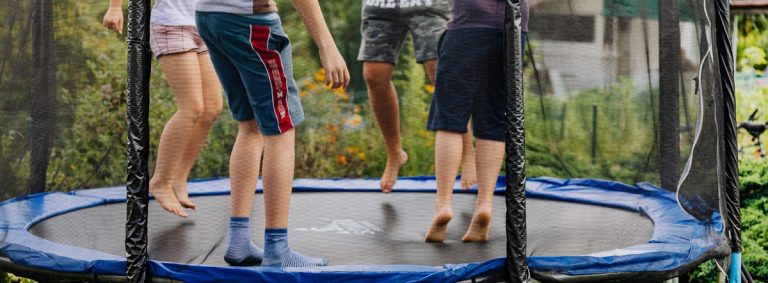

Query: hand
<box><xmin>103</xmin><ymin>7</ymin><xmax>124</xmax><ymax>34</ymax></box>
<box><xmin>318</xmin><ymin>47</ymin><xmax>350</xmax><ymax>89</ymax></box>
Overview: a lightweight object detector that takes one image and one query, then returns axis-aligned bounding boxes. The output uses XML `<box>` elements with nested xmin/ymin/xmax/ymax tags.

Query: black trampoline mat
<box><xmin>29</xmin><ymin>192</ymin><xmax>653</xmax><ymax>266</ymax></box>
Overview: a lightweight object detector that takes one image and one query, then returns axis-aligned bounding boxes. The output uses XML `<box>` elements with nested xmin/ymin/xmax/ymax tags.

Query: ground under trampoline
<box><xmin>0</xmin><ymin>177</ymin><xmax>729</xmax><ymax>282</ymax></box>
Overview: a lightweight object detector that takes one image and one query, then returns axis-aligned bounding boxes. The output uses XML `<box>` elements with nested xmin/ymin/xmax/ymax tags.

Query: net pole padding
<box><xmin>658</xmin><ymin>0</ymin><xmax>682</xmax><ymax>191</ymax></box>
<box><xmin>714</xmin><ymin>0</ymin><xmax>742</xmax><ymax>282</ymax></box>
<box><xmin>126</xmin><ymin>0</ymin><xmax>152</xmax><ymax>281</ymax></box>
<box><xmin>504</xmin><ymin>0</ymin><xmax>530</xmax><ymax>282</ymax></box>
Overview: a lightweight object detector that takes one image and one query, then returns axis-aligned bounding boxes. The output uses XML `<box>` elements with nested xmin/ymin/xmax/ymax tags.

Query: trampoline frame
<box><xmin>0</xmin><ymin>177</ymin><xmax>731</xmax><ymax>282</ymax></box>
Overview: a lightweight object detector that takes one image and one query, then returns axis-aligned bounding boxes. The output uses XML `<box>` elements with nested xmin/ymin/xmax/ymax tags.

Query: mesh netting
<box><xmin>0</xmin><ymin>0</ymin><xmax>733</xmax><ymax>282</ymax></box>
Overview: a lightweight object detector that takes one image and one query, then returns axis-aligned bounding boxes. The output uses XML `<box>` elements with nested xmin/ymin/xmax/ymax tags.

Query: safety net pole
<box><xmin>714</xmin><ymin>0</ymin><xmax>742</xmax><ymax>282</ymax></box>
<box><xmin>126</xmin><ymin>0</ymin><xmax>152</xmax><ymax>281</ymax></box>
<box><xmin>504</xmin><ymin>0</ymin><xmax>529</xmax><ymax>282</ymax></box>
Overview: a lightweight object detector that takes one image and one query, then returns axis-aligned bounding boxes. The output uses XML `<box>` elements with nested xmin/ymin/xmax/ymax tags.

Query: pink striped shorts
<box><xmin>149</xmin><ymin>24</ymin><xmax>208</xmax><ymax>58</ymax></box>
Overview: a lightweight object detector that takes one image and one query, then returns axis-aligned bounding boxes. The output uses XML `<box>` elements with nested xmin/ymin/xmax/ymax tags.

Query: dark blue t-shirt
<box><xmin>447</xmin><ymin>0</ymin><xmax>528</xmax><ymax>31</ymax></box>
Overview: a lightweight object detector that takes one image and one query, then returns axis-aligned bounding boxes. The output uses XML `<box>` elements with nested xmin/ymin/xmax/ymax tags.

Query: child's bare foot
<box><xmin>150</xmin><ymin>181</ymin><xmax>188</xmax><ymax>218</ymax></box>
<box><xmin>461</xmin><ymin>207</ymin><xmax>492</xmax><ymax>242</ymax></box>
<box><xmin>380</xmin><ymin>150</ymin><xmax>408</xmax><ymax>193</ymax></box>
<box><xmin>172</xmin><ymin>183</ymin><xmax>197</xmax><ymax>210</ymax></box>
<box><xmin>460</xmin><ymin>164</ymin><xmax>477</xmax><ymax>190</ymax></box>
<box><xmin>424</xmin><ymin>208</ymin><xmax>453</xmax><ymax>243</ymax></box>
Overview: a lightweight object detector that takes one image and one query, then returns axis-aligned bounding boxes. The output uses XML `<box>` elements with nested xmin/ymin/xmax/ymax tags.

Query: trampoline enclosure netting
<box><xmin>0</xmin><ymin>0</ymin><xmax>740</xmax><ymax>282</ymax></box>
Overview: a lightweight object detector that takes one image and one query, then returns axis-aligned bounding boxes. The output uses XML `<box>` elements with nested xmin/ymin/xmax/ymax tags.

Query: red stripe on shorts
<box><xmin>249</xmin><ymin>25</ymin><xmax>293</xmax><ymax>133</ymax></box>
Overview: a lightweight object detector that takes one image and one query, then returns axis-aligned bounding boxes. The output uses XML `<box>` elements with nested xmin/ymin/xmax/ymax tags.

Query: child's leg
<box><xmin>423</xmin><ymin>60</ymin><xmax>477</xmax><ymax>190</ymax></box>
<box><xmin>229</xmin><ymin>120</ymin><xmax>264</xmax><ymax>217</ymax></box>
<box><xmin>150</xmin><ymin>51</ymin><xmax>205</xmax><ymax>218</ymax></box>
<box><xmin>461</xmin><ymin>138</ymin><xmax>504</xmax><ymax>243</ymax></box>
<box><xmin>260</xmin><ymin>129</ymin><xmax>327</xmax><ymax>267</ymax></box>
<box><xmin>171</xmin><ymin>53</ymin><xmax>224</xmax><ymax>209</ymax></box>
<box><xmin>460</xmin><ymin>124</ymin><xmax>477</xmax><ymax>190</ymax></box>
<box><xmin>224</xmin><ymin>120</ymin><xmax>265</xmax><ymax>266</ymax></box>
<box><xmin>261</xmin><ymin>129</ymin><xmax>294</xmax><ymax>228</ymax></box>
<box><xmin>363</xmin><ymin>62</ymin><xmax>409</xmax><ymax>193</ymax></box>
<box><xmin>425</xmin><ymin>130</ymin><xmax>463</xmax><ymax>242</ymax></box>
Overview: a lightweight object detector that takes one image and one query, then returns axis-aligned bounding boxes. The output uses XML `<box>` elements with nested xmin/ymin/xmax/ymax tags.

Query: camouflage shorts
<box><xmin>358</xmin><ymin>0</ymin><xmax>450</xmax><ymax>64</ymax></box>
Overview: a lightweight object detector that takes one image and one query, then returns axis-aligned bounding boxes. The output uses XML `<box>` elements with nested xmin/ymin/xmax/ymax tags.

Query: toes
<box><xmin>380</xmin><ymin>181</ymin><xmax>394</xmax><ymax>193</ymax></box>
<box><xmin>179</xmin><ymin>199</ymin><xmax>197</xmax><ymax>210</ymax></box>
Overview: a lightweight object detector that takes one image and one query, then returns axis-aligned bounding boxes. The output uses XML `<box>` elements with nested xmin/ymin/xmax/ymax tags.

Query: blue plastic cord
<box><xmin>729</xmin><ymin>252</ymin><xmax>741</xmax><ymax>283</ymax></box>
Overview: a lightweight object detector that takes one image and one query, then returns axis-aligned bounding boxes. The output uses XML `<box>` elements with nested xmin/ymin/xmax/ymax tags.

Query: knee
<box><xmin>363</xmin><ymin>66</ymin><xmax>393</xmax><ymax>89</ymax></box>
<box><xmin>178</xmin><ymin>104</ymin><xmax>206</xmax><ymax>123</ymax></box>
<box><xmin>238</xmin><ymin>120</ymin><xmax>261</xmax><ymax>137</ymax></box>
<box><xmin>200</xmin><ymin>103</ymin><xmax>223</xmax><ymax>126</ymax></box>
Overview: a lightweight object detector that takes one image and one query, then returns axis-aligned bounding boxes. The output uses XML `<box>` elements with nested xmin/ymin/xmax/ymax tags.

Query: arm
<box><xmin>103</xmin><ymin>0</ymin><xmax>124</xmax><ymax>34</ymax></box>
<box><xmin>292</xmin><ymin>0</ymin><xmax>350</xmax><ymax>89</ymax></box>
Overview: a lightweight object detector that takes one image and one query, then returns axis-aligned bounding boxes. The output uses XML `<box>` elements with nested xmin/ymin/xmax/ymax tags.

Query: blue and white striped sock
<box><xmin>223</xmin><ymin>217</ymin><xmax>263</xmax><ymax>266</ymax></box>
<box><xmin>262</xmin><ymin>228</ymin><xmax>328</xmax><ymax>267</ymax></box>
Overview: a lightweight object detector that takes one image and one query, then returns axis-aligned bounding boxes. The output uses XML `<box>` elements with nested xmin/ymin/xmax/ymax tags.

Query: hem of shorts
<box><xmin>154</xmin><ymin>48</ymin><xmax>207</xmax><ymax>59</ymax></box>
<box><xmin>426</xmin><ymin>124</ymin><xmax>469</xmax><ymax>134</ymax></box>
<box><xmin>231</xmin><ymin>113</ymin><xmax>256</xmax><ymax>122</ymax></box>
<box><xmin>473</xmin><ymin>133</ymin><xmax>505</xmax><ymax>142</ymax></box>
<box><xmin>357</xmin><ymin>56</ymin><xmax>397</xmax><ymax>64</ymax></box>
<box><xmin>260</xmin><ymin>114</ymin><xmax>305</xmax><ymax>136</ymax></box>
<box><xmin>415</xmin><ymin>55</ymin><xmax>438</xmax><ymax>64</ymax></box>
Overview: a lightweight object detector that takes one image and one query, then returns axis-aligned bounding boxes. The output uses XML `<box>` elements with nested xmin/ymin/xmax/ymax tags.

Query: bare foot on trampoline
<box><xmin>461</xmin><ymin>208</ymin><xmax>491</xmax><ymax>243</ymax></box>
<box><xmin>380</xmin><ymin>150</ymin><xmax>408</xmax><ymax>193</ymax></box>
<box><xmin>172</xmin><ymin>183</ymin><xmax>197</xmax><ymax>210</ymax></box>
<box><xmin>150</xmin><ymin>182</ymin><xmax>188</xmax><ymax>218</ymax></box>
<box><xmin>424</xmin><ymin>209</ymin><xmax>452</xmax><ymax>243</ymax></box>
<box><xmin>460</xmin><ymin>165</ymin><xmax>477</xmax><ymax>190</ymax></box>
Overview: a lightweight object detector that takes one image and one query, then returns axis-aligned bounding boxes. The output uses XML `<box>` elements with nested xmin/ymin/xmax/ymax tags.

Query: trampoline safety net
<box><xmin>0</xmin><ymin>0</ymin><xmax>736</xmax><ymax>282</ymax></box>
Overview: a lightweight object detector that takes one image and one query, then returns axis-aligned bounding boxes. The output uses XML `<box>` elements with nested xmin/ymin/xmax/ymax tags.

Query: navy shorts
<box><xmin>427</xmin><ymin>28</ymin><xmax>505</xmax><ymax>142</ymax></box>
<box><xmin>196</xmin><ymin>12</ymin><xmax>304</xmax><ymax>135</ymax></box>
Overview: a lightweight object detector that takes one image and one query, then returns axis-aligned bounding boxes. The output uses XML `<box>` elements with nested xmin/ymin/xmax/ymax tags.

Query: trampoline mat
<box><xmin>29</xmin><ymin>192</ymin><xmax>653</xmax><ymax>266</ymax></box>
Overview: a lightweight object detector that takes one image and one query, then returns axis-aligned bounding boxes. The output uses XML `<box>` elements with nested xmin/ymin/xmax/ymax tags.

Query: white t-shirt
<box><xmin>150</xmin><ymin>0</ymin><xmax>198</xmax><ymax>26</ymax></box>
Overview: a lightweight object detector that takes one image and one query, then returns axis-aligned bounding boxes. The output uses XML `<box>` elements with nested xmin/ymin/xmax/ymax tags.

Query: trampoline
<box><xmin>0</xmin><ymin>0</ymin><xmax>751</xmax><ymax>282</ymax></box>
<box><xmin>1</xmin><ymin>177</ymin><xmax>729</xmax><ymax>282</ymax></box>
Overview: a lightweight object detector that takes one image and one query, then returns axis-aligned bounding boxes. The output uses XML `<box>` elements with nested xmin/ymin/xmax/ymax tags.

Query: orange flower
<box><xmin>337</xmin><ymin>155</ymin><xmax>349</xmax><ymax>165</ymax></box>
<box><xmin>334</xmin><ymin>88</ymin><xmax>350</xmax><ymax>101</ymax></box>
<box><xmin>345</xmin><ymin>147</ymin><xmax>357</xmax><ymax>154</ymax></box>
<box><xmin>315</xmin><ymin>69</ymin><xmax>326</xmax><ymax>82</ymax></box>
<box><xmin>300</xmin><ymin>91</ymin><xmax>308</xmax><ymax>97</ymax></box>
<box><xmin>344</xmin><ymin>114</ymin><xmax>363</xmax><ymax>128</ymax></box>
<box><xmin>423</xmin><ymin>84</ymin><xmax>435</xmax><ymax>94</ymax></box>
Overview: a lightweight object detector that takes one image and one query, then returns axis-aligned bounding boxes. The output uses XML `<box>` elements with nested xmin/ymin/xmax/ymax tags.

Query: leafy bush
<box><xmin>690</xmin><ymin>159</ymin><xmax>768</xmax><ymax>283</ymax></box>
<box><xmin>0</xmin><ymin>272</ymin><xmax>36</xmax><ymax>283</ymax></box>
<box><xmin>740</xmin><ymin>158</ymin><xmax>768</xmax><ymax>201</ymax></box>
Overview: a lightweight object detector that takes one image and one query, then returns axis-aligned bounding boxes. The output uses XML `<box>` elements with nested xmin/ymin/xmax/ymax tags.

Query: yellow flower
<box><xmin>300</xmin><ymin>91</ymin><xmax>308</xmax><ymax>97</ymax></box>
<box><xmin>353</xmin><ymin>105</ymin><xmax>362</xmax><ymax>113</ymax></box>
<box><xmin>315</xmin><ymin>69</ymin><xmax>326</xmax><ymax>82</ymax></box>
<box><xmin>344</xmin><ymin>114</ymin><xmax>363</xmax><ymax>127</ymax></box>
<box><xmin>357</xmin><ymin>152</ymin><xmax>366</xmax><ymax>160</ymax></box>
<box><xmin>424</xmin><ymin>84</ymin><xmax>435</xmax><ymax>94</ymax></box>
<box><xmin>345</xmin><ymin>147</ymin><xmax>357</xmax><ymax>154</ymax></box>
<box><xmin>337</xmin><ymin>155</ymin><xmax>349</xmax><ymax>165</ymax></box>
<box><xmin>307</xmin><ymin>82</ymin><xmax>318</xmax><ymax>91</ymax></box>
<box><xmin>334</xmin><ymin>88</ymin><xmax>350</xmax><ymax>101</ymax></box>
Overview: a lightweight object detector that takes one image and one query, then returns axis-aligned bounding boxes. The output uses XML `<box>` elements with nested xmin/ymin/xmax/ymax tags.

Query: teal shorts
<box><xmin>196</xmin><ymin>12</ymin><xmax>304</xmax><ymax>135</ymax></box>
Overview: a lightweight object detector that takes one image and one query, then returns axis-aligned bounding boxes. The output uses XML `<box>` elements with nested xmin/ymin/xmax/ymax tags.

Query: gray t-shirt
<box><xmin>447</xmin><ymin>0</ymin><xmax>529</xmax><ymax>31</ymax></box>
